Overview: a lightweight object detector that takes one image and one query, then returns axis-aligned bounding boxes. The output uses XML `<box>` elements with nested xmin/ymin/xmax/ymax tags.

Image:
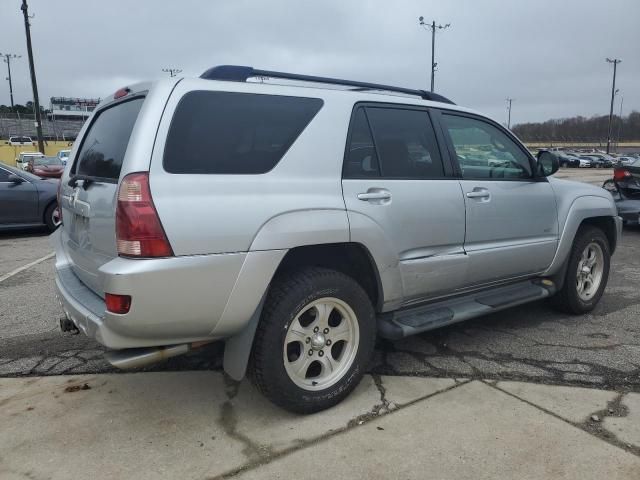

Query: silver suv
<box><xmin>54</xmin><ymin>66</ymin><xmax>621</xmax><ymax>413</ymax></box>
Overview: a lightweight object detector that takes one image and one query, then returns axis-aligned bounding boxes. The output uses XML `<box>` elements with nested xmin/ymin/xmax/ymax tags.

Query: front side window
<box><xmin>163</xmin><ymin>91</ymin><xmax>323</xmax><ymax>174</ymax></box>
<box><xmin>74</xmin><ymin>97</ymin><xmax>145</xmax><ymax>180</ymax></box>
<box><xmin>442</xmin><ymin>114</ymin><xmax>532</xmax><ymax>179</ymax></box>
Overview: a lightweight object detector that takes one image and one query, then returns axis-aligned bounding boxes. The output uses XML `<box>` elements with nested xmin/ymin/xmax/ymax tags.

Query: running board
<box><xmin>377</xmin><ymin>279</ymin><xmax>556</xmax><ymax>340</ymax></box>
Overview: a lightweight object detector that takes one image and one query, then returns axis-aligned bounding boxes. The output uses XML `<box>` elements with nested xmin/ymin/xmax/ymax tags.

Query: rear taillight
<box><xmin>115</xmin><ymin>172</ymin><xmax>173</xmax><ymax>258</ymax></box>
<box><xmin>56</xmin><ymin>181</ymin><xmax>63</xmax><ymax>224</ymax></box>
<box><xmin>105</xmin><ymin>293</ymin><xmax>132</xmax><ymax>314</ymax></box>
<box><xmin>613</xmin><ymin>168</ymin><xmax>632</xmax><ymax>181</ymax></box>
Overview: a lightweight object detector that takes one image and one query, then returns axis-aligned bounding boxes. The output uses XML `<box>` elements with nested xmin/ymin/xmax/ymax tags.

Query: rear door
<box><xmin>60</xmin><ymin>96</ymin><xmax>145</xmax><ymax>294</ymax></box>
<box><xmin>342</xmin><ymin>104</ymin><xmax>467</xmax><ymax>304</ymax></box>
<box><xmin>439</xmin><ymin>112</ymin><xmax>558</xmax><ymax>287</ymax></box>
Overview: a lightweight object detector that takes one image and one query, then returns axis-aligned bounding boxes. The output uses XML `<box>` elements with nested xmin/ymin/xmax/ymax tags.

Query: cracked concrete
<box><xmin>2</xmin><ymin>373</ymin><xmax>639</xmax><ymax>480</ymax></box>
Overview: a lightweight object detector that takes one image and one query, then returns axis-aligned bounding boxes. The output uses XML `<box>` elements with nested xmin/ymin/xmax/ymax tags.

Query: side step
<box><xmin>377</xmin><ymin>279</ymin><xmax>556</xmax><ymax>340</ymax></box>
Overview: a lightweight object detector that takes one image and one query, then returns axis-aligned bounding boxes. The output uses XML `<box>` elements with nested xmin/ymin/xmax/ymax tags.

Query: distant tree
<box><xmin>513</xmin><ymin>112</ymin><xmax>640</xmax><ymax>142</ymax></box>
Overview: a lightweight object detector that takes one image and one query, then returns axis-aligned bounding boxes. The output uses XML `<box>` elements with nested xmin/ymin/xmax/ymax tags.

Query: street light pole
<box><xmin>616</xmin><ymin>94</ymin><xmax>624</xmax><ymax>152</ymax></box>
<box><xmin>162</xmin><ymin>68</ymin><xmax>182</xmax><ymax>77</ymax></box>
<box><xmin>506</xmin><ymin>98</ymin><xmax>515</xmax><ymax>129</ymax></box>
<box><xmin>20</xmin><ymin>0</ymin><xmax>45</xmax><ymax>153</ymax></box>
<box><xmin>418</xmin><ymin>17</ymin><xmax>451</xmax><ymax>93</ymax></box>
<box><xmin>1</xmin><ymin>53</ymin><xmax>21</xmax><ymax>112</ymax></box>
<box><xmin>605</xmin><ymin>58</ymin><xmax>621</xmax><ymax>155</ymax></box>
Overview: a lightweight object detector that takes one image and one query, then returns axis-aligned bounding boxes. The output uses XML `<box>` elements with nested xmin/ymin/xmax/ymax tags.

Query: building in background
<box><xmin>48</xmin><ymin>97</ymin><xmax>100</xmax><ymax>121</ymax></box>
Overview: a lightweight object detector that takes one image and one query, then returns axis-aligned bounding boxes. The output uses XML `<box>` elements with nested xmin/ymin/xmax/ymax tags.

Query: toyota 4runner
<box><xmin>54</xmin><ymin>66</ymin><xmax>622</xmax><ymax>413</ymax></box>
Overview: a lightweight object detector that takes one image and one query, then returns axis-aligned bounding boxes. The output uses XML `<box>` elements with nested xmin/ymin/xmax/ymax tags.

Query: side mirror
<box><xmin>7</xmin><ymin>174</ymin><xmax>24</xmax><ymax>184</ymax></box>
<box><xmin>536</xmin><ymin>151</ymin><xmax>559</xmax><ymax>177</ymax></box>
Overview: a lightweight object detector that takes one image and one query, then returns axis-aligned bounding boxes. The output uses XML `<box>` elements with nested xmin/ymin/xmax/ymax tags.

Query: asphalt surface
<box><xmin>1</xmin><ymin>169</ymin><xmax>638</xmax><ymax>392</ymax></box>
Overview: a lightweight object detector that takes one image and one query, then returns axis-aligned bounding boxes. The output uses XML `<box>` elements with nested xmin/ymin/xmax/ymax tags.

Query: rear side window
<box><xmin>74</xmin><ymin>97</ymin><xmax>144</xmax><ymax>181</ymax></box>
<box><xmin>163</xmin><ymin>91</ymin><xmax>323</xmax><ymax>174</ymax></box>
<box><xmin>365</xmin><ymin>107</ymin><xmax>444</xmax><ymax>179</ymax></box>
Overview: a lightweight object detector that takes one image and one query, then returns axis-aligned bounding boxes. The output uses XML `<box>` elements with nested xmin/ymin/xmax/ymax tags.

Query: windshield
<box><xmin>2</xmin><ymin>163</ymin><xmax>42</xmax><ymax>181</ymax></box>
<box><xmin>34</xmin><ymin>157</ymin><xmax>63</xmax><ymax>166</ymax></box>
<box><xmin>631</xmin><ymin>158</ymin><xmax>640</xmax><ymax>167</ymax></box>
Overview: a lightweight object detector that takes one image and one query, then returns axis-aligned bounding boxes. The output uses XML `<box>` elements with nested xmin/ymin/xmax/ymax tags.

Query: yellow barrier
<box><xmin>0</xmin><ymin>141</ymin><xmax>73</xmax><ymax>167</ymax></box>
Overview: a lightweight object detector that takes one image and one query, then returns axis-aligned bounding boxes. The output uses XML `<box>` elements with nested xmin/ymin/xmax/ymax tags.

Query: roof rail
<box><xmin>200</xmin><ymin>65</ymin><xmax>455</xmax><ymax>105</ymax></box>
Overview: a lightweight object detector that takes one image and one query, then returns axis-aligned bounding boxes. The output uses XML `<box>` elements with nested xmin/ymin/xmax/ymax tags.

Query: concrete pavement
<box><xmin>1</xmin><ymin>372</ymin><xmax>639</xmax><ymax>479</ymax></box>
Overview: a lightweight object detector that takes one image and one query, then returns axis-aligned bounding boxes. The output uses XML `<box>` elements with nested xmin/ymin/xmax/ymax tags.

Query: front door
<box><xmin>439</xmin><ymin>112</ymin><xmax>558</xmax><ymax>287</ymax></box>
<box><xmin>0</xmin><ymin>167</ymin><xmax>38</xmax><ymax>224</ymax></box>
<box><xmin>342</xmin><ymin>105</ymin><xmax>467</xmax><ymax>305</ymax></box>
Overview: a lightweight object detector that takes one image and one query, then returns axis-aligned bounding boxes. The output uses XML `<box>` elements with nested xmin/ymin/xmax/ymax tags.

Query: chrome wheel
<box><xmin>576</xmin><ymin>242</ymin><xmax>604</xmax><ymax>301</ymax></box>
<box><xmin>51</xmin><ymin>206</ymin><xmax>62</xmax><ymax>227</ymax></box>
<box><xmin>283</xmin><ymin>297</ymin><xmax>359</xmax><ymax>391</ymax></box>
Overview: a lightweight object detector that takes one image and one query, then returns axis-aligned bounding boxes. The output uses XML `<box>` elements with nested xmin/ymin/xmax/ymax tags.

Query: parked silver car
<box><xmin>54</xmin><ymin>66</ymin><xmax>621</xmax><ymax>413</ymax></box>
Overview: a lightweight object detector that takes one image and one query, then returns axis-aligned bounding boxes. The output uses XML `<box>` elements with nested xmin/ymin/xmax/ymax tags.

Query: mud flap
<box><xmin>223</xmin><ymin>294</ymin><xmax>266</xmax><ymax>381</ymax></box>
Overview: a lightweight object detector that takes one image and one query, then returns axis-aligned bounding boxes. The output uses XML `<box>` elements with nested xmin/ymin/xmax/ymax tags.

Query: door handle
<box><xmin>357</xmin><ymin>191</ymin><xmax>391</xmax><ymax>201</ymax></box>
<box><xmin>466</xmin><ymin>189</ymin><xmax>490</xmax><ymax>199</ymax></box>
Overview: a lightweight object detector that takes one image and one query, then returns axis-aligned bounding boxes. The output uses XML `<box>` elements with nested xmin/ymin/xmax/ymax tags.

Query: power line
<box><xmin>605</xmin><ymin>58</ymin><xmax>621</xmax><ymax>155</ymax></box>
<box><xmin>162</xmin><ymin>68</ymin><xmax>182</xmax><ymax>77</ymax></box>
<box><xmin>0</xmin><ymin>53</ymin><xmax>21</xmax><ymax>112</ymax></box>
<box><xmin>418</xmin><ymin>17</ymin><xmax>451</xmax><ymax>93</ymax></box>
<box><xmin>20</xmin><ymin>0</ymin><xmax>45</xmax><ymax>153</ymax></box>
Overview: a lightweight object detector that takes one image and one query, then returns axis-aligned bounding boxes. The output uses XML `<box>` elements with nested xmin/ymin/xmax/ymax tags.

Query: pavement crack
<box><xmin>486</xmin><ymin>381</ymin><xmax>640</xmax><ymax>458</ymax></box>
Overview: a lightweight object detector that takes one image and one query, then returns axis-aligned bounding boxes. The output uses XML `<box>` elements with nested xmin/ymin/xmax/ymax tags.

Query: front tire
<box><xmin>249</xmin><ymin>267</ymin><xmax>376</xmax><ymax>414</ymax></box>
<box><xmin>552</xmin><ymin>226</ymin><xmax>610</xmax><ymax>314</ymax></box>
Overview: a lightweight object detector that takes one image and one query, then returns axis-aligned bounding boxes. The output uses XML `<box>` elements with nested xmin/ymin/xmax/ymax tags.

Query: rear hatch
<box><xmin>59</xmin><ymin>95</ymin><xmax>146</xmax><ymax>296</ymax></box>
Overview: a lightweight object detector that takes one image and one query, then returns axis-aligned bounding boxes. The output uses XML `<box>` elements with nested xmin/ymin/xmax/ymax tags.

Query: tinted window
<box><xmin>164</xmin><ymin>91</ymin><xmax>323</xmax><ymax>174</ymax></box>
<box><xmin>366</xmin><ymin>107</ymin><xmax>444</xmax><ymax>178</ymax></box>
<box><xmin>443</xmin><ymin>114</ymin><xmax>532</xmax><ymax>179</ymax></box>
<box><xmin>74</xmin><ymin>97</ymin><xmax>144</xmax><ymax>180</ymax></box>
<box><xmin>343</xmin><ymin>108</ymin><xmax>380</xmax><ymax>178</ymax></box>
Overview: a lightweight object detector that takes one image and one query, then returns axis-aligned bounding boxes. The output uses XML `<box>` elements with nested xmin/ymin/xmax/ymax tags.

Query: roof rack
<box><xmin>200</xmin><ymin>65</ymin><xmax>455</xmax><ymax>105</ymax></box>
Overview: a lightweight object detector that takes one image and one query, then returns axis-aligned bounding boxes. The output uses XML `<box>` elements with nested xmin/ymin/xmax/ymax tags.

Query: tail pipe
<box><xmin>105</xmin><ymin>341</ymin><xmax>212</xmax><ymax>370</ymax></box>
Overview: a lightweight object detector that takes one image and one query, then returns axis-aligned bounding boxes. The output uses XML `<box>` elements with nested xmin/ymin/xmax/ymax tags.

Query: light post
<box><xmin>418</xmin><ymin>17</ymin><xmax>451</xmax><ymax>93</ymax></box>
<box><xmin>506</xmin><ymin>98</ymin><xmax>515</xmax><ymax>129</ymax></box>
<box><xmin>605</xmin><ymin>58</ymin><xmax>621</xmax><ymax>154</ymax></box>
<box><xmin>162</xmin><ymin>68</ymin><xmax>182</xmax><ymax>77</ymax></box>
<box><xmin>1</xmin><ymin>53</ymin><xmax>21</xmax><ymax>112</ymax></box>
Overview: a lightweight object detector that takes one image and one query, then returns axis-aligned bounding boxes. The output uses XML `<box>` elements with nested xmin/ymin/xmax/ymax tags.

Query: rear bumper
<box><xmin>52</xmin><ymin>229</ymin><xmax>283</xmax><ymax>349</ymax></box>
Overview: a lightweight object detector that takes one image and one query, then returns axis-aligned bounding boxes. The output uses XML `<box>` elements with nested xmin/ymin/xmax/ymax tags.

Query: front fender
<box><xmin>544</xmin><ymin>195</ymin><xmax>618</xmax><ymax>276</ymax></box>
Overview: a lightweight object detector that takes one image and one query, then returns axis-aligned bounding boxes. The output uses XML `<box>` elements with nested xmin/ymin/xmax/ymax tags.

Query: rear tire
<box><xmin>249</xmin><ymin>267</ymin><xmax>376</xmax><ymax>414</ymax></box>
<box><xmin>551</xmin><ymin>226</ymin><xmax>610</xmax><ymax>314</ymax></box>
<box><xmin>44</xmin><ymin>202</ymin><xmax>61</xmax><ymax>232</ymax></box>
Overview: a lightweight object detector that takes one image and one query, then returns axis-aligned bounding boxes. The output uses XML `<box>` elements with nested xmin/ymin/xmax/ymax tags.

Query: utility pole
<box><xmin>1</xmin><ymin>53</ymin><xmax>21</xmax><ymax>112</ymax></box>
<box><xmin>20</xmin><ymin>0</ymin><xmax>45</xmax><ymax>153</ymax></box>
<box><xmin>162</xmin><ymin>68</ymin><xmax>182</xmax><ymax>77</ymax></box>
<box><xmin>605</xmin><ymin>58</ymin><xmax>621</xmax><ymax>155</ymax></box>
<box><xmin>616</xmin><ymin>93</ymin><xmax>624</xmax><ymax>152</ymax></box>
<box><xmin>419</xmin><ymin>17</ymin><xmax>451</xmax><ymax>92</ymax></box>
<box><xmin>506</xmin><ymin>98</ymin><xmax>515</xmax><ymax>129</ymax></box>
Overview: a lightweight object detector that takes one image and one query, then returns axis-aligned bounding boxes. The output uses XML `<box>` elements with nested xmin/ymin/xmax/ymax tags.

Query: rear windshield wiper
<box><xmin>67</xmin><ymin>174</ymin><xmax>95</xmax><ymax>190</ymax></box>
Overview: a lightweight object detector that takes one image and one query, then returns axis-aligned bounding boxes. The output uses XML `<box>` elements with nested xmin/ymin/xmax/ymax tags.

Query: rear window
<box><xmin>163</xmin><ymin>91</ymin><xmax>323</xmax><ymax>174</ymax></box>
<box><xmin>73</xmin><ymin>97</ymin><xmax>144</xmax><ymax>181</ymax></box>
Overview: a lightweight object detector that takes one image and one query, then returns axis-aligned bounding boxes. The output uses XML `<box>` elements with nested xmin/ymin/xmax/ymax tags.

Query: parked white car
<box><xmin>15</xmin><ymin>152</ymin><xmax>45</xmax><ymax>170</ymax></box>
<box><xmin>7</xmin><ymin>136</ymin><xmax>34</xmax><ymax>146</ymax></box>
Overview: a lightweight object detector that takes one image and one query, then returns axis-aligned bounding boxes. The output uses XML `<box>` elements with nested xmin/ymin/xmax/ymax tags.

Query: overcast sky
<box><xmin>1</xmin><ymin>0</ymin><xmax>638</xmax><ymax>125</ymax></box>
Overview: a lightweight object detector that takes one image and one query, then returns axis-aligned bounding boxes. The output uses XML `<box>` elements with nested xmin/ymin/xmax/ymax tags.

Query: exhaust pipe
<box><xmin>105</xmin><ymin>341</ymin><xmax>211</xmax><ymax>370</ymax></box>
